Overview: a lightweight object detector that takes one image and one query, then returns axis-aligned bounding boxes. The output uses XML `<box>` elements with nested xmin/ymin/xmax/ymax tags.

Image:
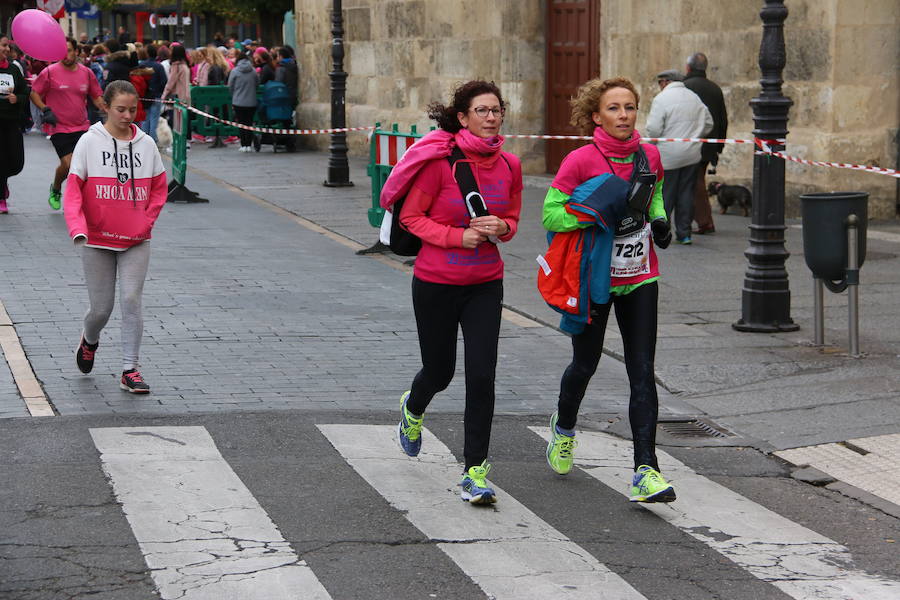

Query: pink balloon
<box><xmin>11</xmin><ymin>9</ymin><xmax>67</xmax><ymax>62</ymax></box>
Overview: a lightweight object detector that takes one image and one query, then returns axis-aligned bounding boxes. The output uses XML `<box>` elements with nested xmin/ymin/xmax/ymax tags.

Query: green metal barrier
<box><xmin>366</xmin><ymin>123</ymin><xmax>426</xmax><ymax>228</ymax></box>
<box><xmin>166</xmin><ymin>100</ymin><xmax>207</xmax><ymax>203</ymax></box>
<box><xmin>190</xmin><ymin>85</ymin><xmax>239</xmax><ymax>147</ymax></box>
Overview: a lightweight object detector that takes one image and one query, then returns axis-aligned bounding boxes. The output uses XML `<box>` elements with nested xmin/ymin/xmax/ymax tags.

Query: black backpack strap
<box><xmin>448</xmin><ymin>146</ymin><xmax>490</xmax><ymax>217</ymax></box>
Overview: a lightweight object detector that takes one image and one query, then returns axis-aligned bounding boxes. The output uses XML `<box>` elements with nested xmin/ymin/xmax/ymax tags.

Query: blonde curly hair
<box><xmin>569</xmin><ymin>77</ymin><xmax>641</xmax><ymax>135</ymax></box>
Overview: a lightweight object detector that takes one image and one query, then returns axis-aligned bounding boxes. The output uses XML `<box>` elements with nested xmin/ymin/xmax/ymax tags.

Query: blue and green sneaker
<box><xmin>629</xmin><ymin>465</ymin><xmax>676</xmax><ymax>503</ymax></box>
<box><xmin>397</xmin><ymin>390</ymin><xmax>423</xmax><ymax>456</ymax></box>
<box><xmin>48</xmin><ymin>185</ymin><xmax>61</xmax><ymax>210</ymax></box>
<box><xmin>460</xmin><ymin>461</ymin><xmax>496</xmax><ymax>504</ymax></box>
<box><xmin>546</xmin><ymin>412</ymin><xmax>577</xmax><ymax>474</ymax></box>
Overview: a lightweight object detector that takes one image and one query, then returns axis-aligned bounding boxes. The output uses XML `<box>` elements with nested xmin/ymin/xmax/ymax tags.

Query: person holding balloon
<box><xmin>29</xmin><ymin>37</ymin><xmax>105</xmax><ymax>211</ymax></box>
<box><xmin>0</xmin><ymin>34</ymin><xmax>27</xmax><ymax>213</ymax></box>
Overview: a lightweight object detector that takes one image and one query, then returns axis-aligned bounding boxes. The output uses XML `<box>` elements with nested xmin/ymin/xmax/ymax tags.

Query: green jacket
<box><xmin>0</xmin><ymin>63</ymin><xmax>27</xmax><ymax>122</ymax></box>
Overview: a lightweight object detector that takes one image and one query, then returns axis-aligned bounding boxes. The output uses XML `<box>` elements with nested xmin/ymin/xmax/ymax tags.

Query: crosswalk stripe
<box><xmin>530</xmin><ymin>427</ymin><xmax>900</xmax><ymax>600</ymax></box>
<box><xmin>318</xmin><ymin>423</ymin><xmax>647</xmax><ymax>600</ymax></box>
<box><xmin>90</xmin><ymin>426</ymin><xmax>332</xmax><ymax>600</ymax></box>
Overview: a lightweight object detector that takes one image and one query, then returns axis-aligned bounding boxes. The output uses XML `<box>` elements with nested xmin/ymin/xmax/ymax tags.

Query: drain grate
<box><xmin>659</xmin><ymin>419</ymin><xmax>734</xmax><ymax>439</ymax></box>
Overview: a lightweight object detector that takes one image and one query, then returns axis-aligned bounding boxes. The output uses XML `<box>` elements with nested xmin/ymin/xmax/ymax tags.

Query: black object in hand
<box><xmin>651</xmin><ymin>218</ymin><xmax>671</xmax><ymax>249</ymax></box>
<box><xmin>41</xmin><ymin>106</ymin><xmax>58</xmax><ymax>125</ymax></box>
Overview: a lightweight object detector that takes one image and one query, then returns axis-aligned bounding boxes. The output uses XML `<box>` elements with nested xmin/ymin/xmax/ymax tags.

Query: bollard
<box><xmin>847</xmin><ymin>214</ymin><xmax>860</xmax><ymax>357</ymax></box>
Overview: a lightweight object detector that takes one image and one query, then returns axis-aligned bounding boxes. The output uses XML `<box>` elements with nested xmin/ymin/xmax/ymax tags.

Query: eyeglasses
<box><xmin>470</xmin><ymin>106</ymin><xmax>505</xmax><ymax>118</ymax></box>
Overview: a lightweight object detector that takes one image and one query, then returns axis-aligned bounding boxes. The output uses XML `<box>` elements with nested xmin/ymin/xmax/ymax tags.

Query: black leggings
<box><xmin>0</xmin><ymin>119</ymin><xmax>25</xmax><ymax>195</ymax></box>
<box><xmin>557</xmin><ymin>281</ymin><xmax>660</xmax><ymax>470</ymax></box>
<box><xmin>233</xmin><ymin>105</ymin><xmax>256</xmax><ymax>147</ymax></box>
<box><xmin>406</xmin><ymin>277</ymin><xmax>503</xmax><ymax>470</ymax></box>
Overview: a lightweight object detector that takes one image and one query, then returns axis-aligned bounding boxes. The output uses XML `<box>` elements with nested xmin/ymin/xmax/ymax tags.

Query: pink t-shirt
<box><xmin>401</xmin><ymin>152</ymin><xmax>523</xmax><ymax>286</ymax></box>
<box><xmin>32</xmin><ymin>63</ymin><xmax>102</xmax><ymax>134</ymax></box>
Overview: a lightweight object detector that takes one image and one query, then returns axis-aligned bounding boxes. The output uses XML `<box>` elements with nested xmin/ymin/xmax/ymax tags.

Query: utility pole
<box><xmin>733</xmin><ymin>0</ymin><xmax>798</xmax><ymax>333</ymax></box>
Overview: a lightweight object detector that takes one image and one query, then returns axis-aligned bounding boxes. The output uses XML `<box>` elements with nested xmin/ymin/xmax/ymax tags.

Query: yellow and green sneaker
<box><xmin>48</xmin><ymin>185</ymin><xmax>61</xmax><ymax>210</ymax></box>
<box><xmin>460</xmin><ymin>461</ymin><xmax>496</xmax><ymax>504</ymax></box>
<box><xmin>397</xmin><ymin>391</ymin><xmax>423</xmax><ymax>456</ymax></box>
<box><xmin>630</xmin><ymin>465</ymin><xmax>676</xmax><ymax>503</ymax></box>
<box><xmin>546</xmin><ymin>411</ymin><xmax>577</xmax><ymax>474</ymax></box>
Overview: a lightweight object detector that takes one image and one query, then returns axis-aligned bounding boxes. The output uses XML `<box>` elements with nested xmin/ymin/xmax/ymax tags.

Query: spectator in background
<box><xmin>156</xmin><ymin>44</ymin><xmax>171</xmax><ymax>77</ymax></box>
<box><xmin>102</xmin><ymin>40</ymin><xmax>132</xmax><ymax>86</ymax></box>
<box><xmin>645</xmin><ymin>69</ymin><xmax>712</xmax><ymax>245</ymax></box>
<box><xmin>206</xmin><ymin>47</ymin><xmax>230</xmax><ymax>85</ymax></box>
<box><xmin>683</xmin><ymin>52</ymin><xmax>729</xmax><ymax>235</ymax></box>
<box><xmin>275</xmin><ymin>46</ymin><xmax>298</xmax><ymax>108</ymax></box>
<box><xmin>88</xmin><ymin>44</ymin><xmax>106</xmax><ymax>88</ymax></box>
<box><xmin>161</xmin><ymin>44</ymin><xmax>190</xmax><ymax>140</ymax></box>
<box><xmin>227</xmin><ymin>50</ymin><xmax>258</xmax><ymax>153</ymax></box>
<box><xmin>0</xmin><ymin>34</ymin><xmax>28</xmax><ymax>213</ymax></box>
<box><xmin>254</xmin><ymin>50</ymin><xmax>276</xmax><ymax>85</ymax></box>
<box><xmin>139</xmin><ymin>44</ymin><xmax>167</xmax><ymax>142</ymax></box>
<box><xmin>117</xmin><ymin>26</ymin><xmax>131</xmax><ymax>46</ymax></box>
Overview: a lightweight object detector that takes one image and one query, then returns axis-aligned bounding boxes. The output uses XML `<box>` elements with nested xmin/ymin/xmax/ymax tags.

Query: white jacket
<box><xmin>645</xmin><ymin>82</ymin><xmax>714</xmax><ymax>170</ymax></box>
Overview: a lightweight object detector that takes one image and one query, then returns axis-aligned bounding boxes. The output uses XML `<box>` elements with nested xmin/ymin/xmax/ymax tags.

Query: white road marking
<box><xmin>0</xmin><ymin>300</ymin><xmax>53</xmax><ymax>417</ymax></box>
<box><xmin>529</xmin><ymin>427</ymin><xmax>900</xmax><ymax>600</ymax></box>
<box><xmin>90</xmin><ymin>426</ymin><xmax>331</xmax><ymax>600</ymax></box>
<box><xmin>776</xmin><ymin>433</ymin><xmax>900</xmax><ymax>506</ymax></box>
<box><xmin>318</xmin><ymin>424</ymin><xmax>647</xmax><ymax>600</ymax></box>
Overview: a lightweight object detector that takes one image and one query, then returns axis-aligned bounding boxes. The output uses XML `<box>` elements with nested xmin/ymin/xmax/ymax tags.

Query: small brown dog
<box><xmin>708</xmin><ymin>182</ymin><xmax>752</xmax><ymax>216</ymax></box>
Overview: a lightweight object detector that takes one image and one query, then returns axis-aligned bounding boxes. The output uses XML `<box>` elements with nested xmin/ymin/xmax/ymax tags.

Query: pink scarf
<box><xmin>593</xmin><ymin>126</ymin><xmax>641</xmax><ymax>158</ymax></box>
<box><xmin>0</xmin><ymin>59</ymin><xmax>8</xmax><ymax>69</ymax></box>
<box><xmin>379</xmin><ymin>128</ymin><xmax>505</xmax><ymax>209</ymax></box>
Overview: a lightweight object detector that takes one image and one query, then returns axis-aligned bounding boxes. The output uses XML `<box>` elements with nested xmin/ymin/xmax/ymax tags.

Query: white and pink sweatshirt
<box><xmin>64</xmin><ymin>122</ymin><xmax>168</xmax><ymax>250</ymax></box>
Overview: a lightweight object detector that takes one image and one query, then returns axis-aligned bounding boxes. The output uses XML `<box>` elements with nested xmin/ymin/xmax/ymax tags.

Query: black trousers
<box><xmin>557</xmin><ymin>282</ymin><xmax>660</xmax><ymax>471</ymax></box>
<box><xmin>232</xmin><ymin>105</ymin><xmax>256</xmax><ymax>147</ymax></box>
<box><xmin>0</xmin><ymin>119</ymin><xmax>24</xmax><ymax>195</ymax></box>
<box><xmin>406</xmin><ymin>277</ymin><xmax>503</xmax><ymax>471</ymax></box>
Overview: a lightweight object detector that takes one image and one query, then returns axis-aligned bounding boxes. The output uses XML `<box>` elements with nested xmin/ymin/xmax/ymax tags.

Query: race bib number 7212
<box><xmin>610</xmin><ymin>223</ymin><xmax>651</xmax><ymax>278</ymax></box>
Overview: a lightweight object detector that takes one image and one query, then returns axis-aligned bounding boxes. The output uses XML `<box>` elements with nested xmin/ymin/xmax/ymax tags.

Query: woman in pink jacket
<box><xmin>161</xmin><ymin>44</ymin><xmax>190</xmax><ymax>137</ymax></box>
<box><xmin>64</xmin><ymin>80</ymin><xmax>168</xmax><ymax>394</ymax></box>
<box><xmin>384</xmin><ymin>80</ymin><xmax>522</xmax><ymax>504</ymax></box>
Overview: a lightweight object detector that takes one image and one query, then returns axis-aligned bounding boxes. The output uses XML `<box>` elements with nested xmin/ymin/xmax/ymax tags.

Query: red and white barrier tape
<box><xmin>150</xmin><ymin>99</ymin><xmax>899</xmax><ymax>178</ymax></box>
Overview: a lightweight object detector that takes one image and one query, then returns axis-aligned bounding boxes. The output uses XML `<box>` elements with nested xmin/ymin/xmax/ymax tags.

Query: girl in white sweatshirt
<box><xmin>64</xmin><ymin>80</ymin><xmax>168</xmax><ymax>393</ymax></box>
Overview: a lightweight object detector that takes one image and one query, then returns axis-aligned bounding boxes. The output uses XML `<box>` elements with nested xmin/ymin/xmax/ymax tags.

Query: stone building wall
<box><xmin>293</xmin><ymin>0</ymin><xmax>546</xmax><ymax>172</ymax></box>
<box><xmin>295</xmin><ymin>0</ymin><xmax>899</xmax><ymax>216</ymax></box>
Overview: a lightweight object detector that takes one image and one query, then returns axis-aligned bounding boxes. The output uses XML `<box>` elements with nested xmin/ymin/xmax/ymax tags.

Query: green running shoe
<box><xmin>48</xmin><ymin>185</ymin><xmax>61</xmax><ymax>210</ymax></box>
<box><xmin>546</xmin><ymin>411</ymin><xmax>577</xmax><ymax>474</ymax></box>
<box><xmin>630</xmin><ymin>465</ymin><xmax>676</xmax><ymax>503</ymax></box>
<box><xmin>397</xmin><ymin>391</ymin><xmax>423</xmax><ymax>456</ymax></box>
<box><xmin>460</xmin><ymin>460</ymin><xmax>496</xmax><ymax>504</ymax></box>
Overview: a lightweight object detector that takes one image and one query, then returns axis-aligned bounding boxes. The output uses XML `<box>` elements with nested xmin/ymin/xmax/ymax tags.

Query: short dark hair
<box><xmin>105</xmin><ymin>39</ymin><xmax>120</xmax><ymax>53</ymax></box>
<box><xmin>426</xmin><ymin>80</ymin><xmax>505</xmax><ymax>133</ymax></box>
<box><xmin>687</xmin><ymin>52</ymin><xmax>708</xmax><ymax>72</ymax></box>
<box><xmin>146</xmin><ymin>43</ymin><xmax>157</xmax><ymax>59</ymax></box>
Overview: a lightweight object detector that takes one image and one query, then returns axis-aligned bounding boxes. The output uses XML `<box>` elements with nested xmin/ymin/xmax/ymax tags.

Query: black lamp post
<box><xmin>175</xmin><ymin>0</ymin><xmax>185</xmax><ymax>44</ymax></box>
<box><xmin>324</xmin><ymin>0</ymin><xmax>353</xmax><ymax>187</ymax></box>
<box><xmin>733</xmin><ymin>0</ymin><xmax>798</xmax><ymax>333</ymax></box>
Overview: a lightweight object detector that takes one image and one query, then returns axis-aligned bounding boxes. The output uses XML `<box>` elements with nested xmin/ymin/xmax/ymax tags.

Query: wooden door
<box><xmin>545</xmin><ymin>0</ymin><xmax>599</xmax><ymax>173</ymax></box>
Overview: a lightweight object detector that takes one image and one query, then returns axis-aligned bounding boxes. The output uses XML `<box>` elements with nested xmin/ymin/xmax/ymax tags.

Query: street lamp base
<box><xmin>732</xmin><ymin>319</ymin><xmax>800</xmax><ymax>333</ymax></box>
<box><xmin>323</xmin><ymin>180</ymin><xmax>355</xmax><ymax>188</ymax></box>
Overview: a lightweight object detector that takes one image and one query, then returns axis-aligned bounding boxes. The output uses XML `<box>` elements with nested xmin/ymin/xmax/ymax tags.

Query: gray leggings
<box><xmin>81</xmin><ymin>243</ymin><xmax>151</xmax><ymax>370</ymax></box>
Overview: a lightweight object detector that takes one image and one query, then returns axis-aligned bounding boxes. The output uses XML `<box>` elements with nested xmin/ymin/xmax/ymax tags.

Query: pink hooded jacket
<box><xmin>64</xmin><ymin>122</ymin><xmax>168</xmax><ymax>250</ymax></box>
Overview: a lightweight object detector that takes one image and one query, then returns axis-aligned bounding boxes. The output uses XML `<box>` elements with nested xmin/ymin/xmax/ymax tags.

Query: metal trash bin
<box><xmin>800</xmin><ymin>192</ymin><xmax>868</xmax><ymax>291</ymax></box>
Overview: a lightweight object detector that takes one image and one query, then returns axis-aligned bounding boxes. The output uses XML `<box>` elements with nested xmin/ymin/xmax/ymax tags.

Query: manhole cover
<box><xmin>659</xmin><ymin>419</ymin><xmax>734</xmax><ymax>438</ymax></box>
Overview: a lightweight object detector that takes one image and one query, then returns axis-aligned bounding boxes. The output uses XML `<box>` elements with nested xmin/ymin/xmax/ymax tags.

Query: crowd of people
<box><xmin>0</xmin><ymin>29</ymin><xmax>300</xmax><ymax>211</ymax></box>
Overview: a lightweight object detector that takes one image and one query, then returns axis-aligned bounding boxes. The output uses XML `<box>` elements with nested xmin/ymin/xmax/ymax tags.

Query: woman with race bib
<box><xmin>542</xmin><ymin>77</ymin><xmax>677</xmax><ymax>503</ymax></box>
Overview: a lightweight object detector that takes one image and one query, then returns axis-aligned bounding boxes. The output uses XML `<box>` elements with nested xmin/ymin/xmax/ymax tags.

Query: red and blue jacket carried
<box><xmin>537</xmin><ymin>173</ymin><xmax>629</xmax><ymax>334</ymax></box>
